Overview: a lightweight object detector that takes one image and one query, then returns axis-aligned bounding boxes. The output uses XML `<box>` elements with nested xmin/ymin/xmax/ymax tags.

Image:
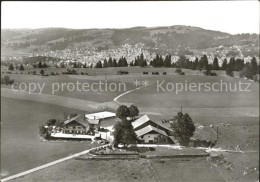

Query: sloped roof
<box><xmin>132</xmin><ymin>115</ymin><xmax>173</xmax><ymax>132</ymax></box>
<box><xmin>85</xmin><ymin>111</ymin><xmax>116</xmax><ymax>120</ymax></box>
<box><xmin>63</xmin><ymin>114</ymin><xmax>89</xmax><ymax>128</ymax></box>
<box><xmin>135</xmin><ymin>125</ymin><xmax>168</xmax><ymax>138</ymax></box>
<box><xmin>88</xmin><ymin>119</ymin><xmax>100</xmax><ymax>125</ymax></box>
<box><xmin>191</xmin><ymin>126</ymin><xmax>217</xmax><ymax>143</ymax></box>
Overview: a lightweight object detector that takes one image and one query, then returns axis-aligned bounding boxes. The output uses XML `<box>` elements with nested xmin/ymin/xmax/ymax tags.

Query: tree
<box><xmin>171</xmin><ymin>112</ymin><xmax>195</xmax><ymax>145</ymax></box>
<box><xmin>108</xmin><ymin>57</ymin><xmax>113</xmax><ymax>67</ymax></box>
<box><xmin>122</xmin><ymin>57</ymin><xmax>128</xmax><ymax>67</ymax></box>
<box><xmin>113</xmin><ymin>105</ymin><xmax>138</xmax><ymax>147</ymax></box>
<box><xmin>226</xmin><ymin>64</ymin><xmax>234</xmax><ymax>77</ymax></box>
<box><xmin>116</xmin><ymin>105</ymin><xmax>130</xmax><ymax>120</ymax></box>
<box><xmin>38</xmin><ymin>61</ymin><xmax>43</xmax><ymax>68</ymax></box>
<box><xmin>112</xmin><ymin>59</ymin><xmax>118</xmax><ymax>67</ymax></box>
<box><xmin>95</xmin><ymin>61</ymin><xmax>103</xmax><ymax>68</ymax></box>
<box><xmin>193</xmin><ymin>57</ymin><xmax>199</xmax><ymax>70</ymax></box>
<box><xmin>251</xmin><ymin>57</ymin><xmax>258</xmax><ymax>75</ymax></box>
<box><xmin>60</xmin><ymin>62</ymin><xmax>66</xmax><ymax>68</ymax></box>
<box><xmin>19</xmin><ymin>64</ymin><xmax>24</xmax><ymax>71</ymax></box>
<box><xmin>234</xmin><ymin>58</ymin><xmax>244</xmax><ymax>71</ymax></box>
<box><xmin>229</xmin><ymin>57</ymin><xmax>236</xmax><ymax>71</ymax></box>
<box><xmin>129</xmin><ymin>105</ymin><xmax>139</xmax><ymax>120</ymax></box>
<box><xmin>73</xmin><ymin>62</ymin><xmax>78</xmax><ymax>68</ymax></box>
<box><xmin>152</xmin><ymin>54</ymin><xmax>164</xmax><ymax>67</ymax></box>
<box><xmin>47</xmin><ymin>119</ymin><xmax>57</xmax><ymax>126</ymax></box>
<box><xmin>199</xmin><ymin>55</ymin><xmax>208</xmax><ymax>70</ymax></box>
<box><xmin>40</xmin><ymin>69</ymin><xmax>44</xmax><ymax>76</ymax></box>
<box><xmin>8</xmin><ymin>64</ymin><xmax>14</xmax><ymax>71</ymax></box>
<box><xmin>239</xmin><ymin>64</ymin><xmax>253</xmax><ymax>79</ymax></box>
<box><xmin>164</xmin><ymin>55</ymin><xmax>172</xmax><ymax>67</ymax></box>
<box><xmin>43</xmin><ymin>62</ymin><xmax>48</xmax><ymax>68</ymax></box>
<box><xmin>221</xmin><ymin>58</ymin><xmax>228</xmax><ymax>70</ymax></box>
<box><xmin>175</xmin><ymin>55</ymin><xmax>187</xmax><ymax>68</ymax></box>
<box><xmin>1</xmin><ymin>75</ymin><xmax>14</xmax><ymax>85</ymax></box>
<box><xmin>212</xmin><ymin>57</ymin><xmax>219</xmax><ymax>70</ymax></box>
<box><xmin>103</xmin><ymin>59</ymin><xmax>108</xmax><ymax>68</ymax></box>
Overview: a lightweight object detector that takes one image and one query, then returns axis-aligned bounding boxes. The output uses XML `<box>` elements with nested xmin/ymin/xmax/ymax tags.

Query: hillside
<box><xmin>1</xmin><ymin>25</ymin><xmax>259</xmax><ymax>57</ymax></box>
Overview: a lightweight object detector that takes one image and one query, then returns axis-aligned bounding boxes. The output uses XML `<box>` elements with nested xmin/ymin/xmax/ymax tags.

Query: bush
<box><xmin>47</xmin><ymin>119</ymin><xmax>57</xmax><ymax>126</ymax></box>
<box><xmin>50</xmin><ymin>72</ymin><xmax>55</xmax><ymax>76</ymax></box>
<box><xmin>117</xmin><ymin>70</ymin><xmax>129</xmax><ymax>75</ymax></box>
<box><xmin>203</xmin><ymin>70</ymin><xmax>217</xmax><ymax>76</ymax></box>
<box><xmin>1</xmin><ymin>76</ymin><xmax>14</xmax><ymax>85</ymax></box>
<box><xmin>253</xmin><ymin>75</ymin><xmax>259</xmax><ymax>82</ymax></box>
<box><xmin>163</xmin><ymin>72</ymin><xmax>167</xmax><ymax>75</ymax></box>
<box><xmin>176</xmin><ymin>68</ymin><xmax>185</xmax><ymax>75</ymax></box>
<box><xmin>175</xmin><ymin>68</ymin><xmax>182</xmax><ymax>74</ymax></box>
<box><xmin>63</xmin><ymin>69</ymin><xmax>78</xmax><ymax>75</ymax></box>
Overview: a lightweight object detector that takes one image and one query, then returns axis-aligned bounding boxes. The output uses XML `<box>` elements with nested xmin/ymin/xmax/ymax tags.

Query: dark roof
<box><xmin>135</xmin><ymin>125</ymin><xmax>168</xmax><ymax>137</ymax></box>
<box><xmin>132</xmin><ymin>115</ymin><xmax>173</xmax><ymax>132</ymax></box>
<box><xmin>63</xmin><ymin>115</ymin><xmax>89</xmax><ymax>128</ymax></box>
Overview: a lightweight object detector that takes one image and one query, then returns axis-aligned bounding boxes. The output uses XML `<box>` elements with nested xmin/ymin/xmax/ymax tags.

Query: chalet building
<box><xmin>61</xmin><ymin>111</ymin><xmax>116</xmax><ymax>135</ymax></box>
<box><xmin>62</xmin><ymin>114</ymin><xmax>90</xmax><ymax>134</ymax></box>
<box><xmin>132</xmin><ymin>115</ymin><xmax>176</xmax><ymax>144</ymax></box>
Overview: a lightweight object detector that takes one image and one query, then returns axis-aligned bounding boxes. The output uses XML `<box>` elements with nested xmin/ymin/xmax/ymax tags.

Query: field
<box><xmin>11</xmin><ymin>158</ymin><xmax>225</xmax><ymax>182</ymax></box>
<box><xmin>1</xmin><ymin>67</ymin><xmax>259</xmax><ymax>181</ymax></box>
<box><xmin>0</xmin><ymin>97</ymin><xmax>101</xmax><ymax>178</ymax></box>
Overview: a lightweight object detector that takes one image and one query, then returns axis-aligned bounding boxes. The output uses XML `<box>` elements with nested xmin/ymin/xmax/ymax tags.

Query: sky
<box><xmin>1</xmin><ymin>1</ymin><xmax>259</xmax><ymax>34</ymax></box>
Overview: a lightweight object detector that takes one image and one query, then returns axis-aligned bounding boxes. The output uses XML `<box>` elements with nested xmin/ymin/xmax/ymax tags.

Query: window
<box><xmin>73</xmin><ymin>126</ymin><xmax>76</xmax><ymax>129</ymax></box>
<box><xmin>78</xmin><ymin>126</ymin><xmax>81</xmax><ymax>129</ymax></box>
<box><xmin>66</xmin><ymin>126</ymin><xmax>68</xmax><ymax>129</ymax></box>
<box><xmin>148</xmin><ymin>136</ymin><xmax>150</xmax><ymax>138</ymax></box>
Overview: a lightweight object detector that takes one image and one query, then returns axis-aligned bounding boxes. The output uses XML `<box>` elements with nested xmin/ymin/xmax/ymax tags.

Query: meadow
<box><xmin>11</xmin><ymin>158</ymin><xmax>225</xmax><ymax>182</ymax></box>
<box><xmin>1</xmin><ymin>66</ymin><xmax>259</xmax><ymax>180</ymax></box>
<box><xmin>0</xmin><ymin>97</ymin><xmax>101</xmax><ymax>178</ymax></box>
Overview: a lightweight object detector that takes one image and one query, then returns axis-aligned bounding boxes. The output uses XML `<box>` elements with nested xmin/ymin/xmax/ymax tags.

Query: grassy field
<box><xmin>2</xmin><ymin>66</ymin><xmax>241</xmax><ymax>76</ymax></box>
<box><xmin>0</xmin><ymin>97</ymin><xmax>101</xmax><ymax>178</ymax></box>
<box><xmin>150</xmin><ymin>157</ymin><xmax>225</xmax><ymax>182</ymax></box>
<box><xmin>214</xmin><ymin>152</ymin><xmax>259</xmax><ymax>182</ymax></box>
<box><xmin>1</xmin><ymin>74</ymin><xmax>126</xmax><ymax>103</ymax></box>
<box><xmin>12</xmin><ymin>159</ymin><xmax>155</xmax><ymax>182</ymax></box>
<box><xmin>12</xmin><ymin>157</ymin><xmax>226</xmax><ymax>182</ymax></box>
<box><xmin>1</xmin><ymin>67</ymin><xmax>259</xmax><ymax>181</ymax></box>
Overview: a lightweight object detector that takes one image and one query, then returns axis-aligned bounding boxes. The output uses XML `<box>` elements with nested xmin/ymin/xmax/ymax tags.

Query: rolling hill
<box><xmin>1</xmin><ymin>25</ymin><xmax>259</xmax><ymax>57</ymax></box>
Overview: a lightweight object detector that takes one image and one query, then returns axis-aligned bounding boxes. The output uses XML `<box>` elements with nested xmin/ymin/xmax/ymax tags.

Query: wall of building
<box><xmin>62</xmin><ymin>120</ymin><xmax>88</xmax><ymax>134</ymax></box>
<box><xmin>138</xmin><ymin>134</ymin><xmax>160</xmax><ymax>143</ymax></box>
<box><xmin>138</xmin><ymin>133</ymin><xmax>171</xmax><ymax>144</ymax></box>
